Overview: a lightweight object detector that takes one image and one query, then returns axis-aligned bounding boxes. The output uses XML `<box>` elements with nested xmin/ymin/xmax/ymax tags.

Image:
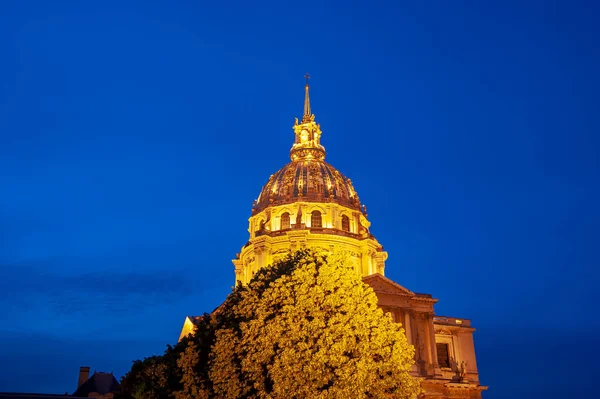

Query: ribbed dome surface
<box><xmin>253</xmin><ymin>159</ymin><xmax>361</xmax><ymax>213</ymax></box>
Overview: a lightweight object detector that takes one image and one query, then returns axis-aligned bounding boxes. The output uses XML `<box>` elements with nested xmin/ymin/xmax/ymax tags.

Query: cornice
<box><xmin>422</xmin><ymin>378</ymin><xmax>488</xmax><ymax>391</ymax></box>
<box><xmin>248</xmin><ymin>229</ymin><xmax>384</xmax><ymax>248</ymax></box>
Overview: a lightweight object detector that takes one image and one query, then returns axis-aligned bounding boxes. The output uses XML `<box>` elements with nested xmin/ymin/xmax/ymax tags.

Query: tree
<box><xmin>175</xmin><ymin>314</ymin><xmax>215</xmax><ymax>399</ymax></box>
<box><xmin>205</xmin><ymin>250</ymin><xmax>422</xmax><ymax>399</ymax></box>
<box><xmin>125</xmin><ymin>250</ymin><xmax>422</xmax><ymax>399</ymax></box>
<box><xmin>119</xmin><ymin>355</ymin><xmax>171</xmax><ymax>399</ymax></box>
<box><xmin>120</xmin><ymin>329</ymin><xmax>208</xmax><ymax>399</ymax></box>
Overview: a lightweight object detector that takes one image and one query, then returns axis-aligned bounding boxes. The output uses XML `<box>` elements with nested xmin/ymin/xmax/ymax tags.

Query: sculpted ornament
<box><xmin>347</xmin><ymin>179</ymin><xmax>357</xmax><ymax>198</ymax></box>
<box><xmin>415</xmin><ymin>312</ymin><xmax>432</xmax><ymax>321</ymax></box>
<box><xmin>300</xmin><ymin>129</ymin><xmax>309</xmax><ymax>143</ymax></box>
<box><xmin>451</xmin><ymin>359</ymin><xmax>468</xmax><ymax>382</ymax></box>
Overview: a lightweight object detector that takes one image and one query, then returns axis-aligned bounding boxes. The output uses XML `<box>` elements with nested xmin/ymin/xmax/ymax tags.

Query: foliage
<box><xmin>122</xmin><ymin>250</ymin><xmax>422</xmax><ymax>399</ymax></box>
<box><xmin>120</xmin><ymin>355</ymin><xmax>171</xmax><ymax>399</ymax></box>
<box><xmin>208</xmin><ymin>250</ymin><xmax>421</xmax><ymax>398</ymax></box>
<box><xmin>175</xmin><ymin>314</ymin><xmax>216</xmax><ymax>399</ymax></box>
<box><xmin>120</xmin><ymin>319</ymin><xmax>210</xmax><ymax>399</ymax></box>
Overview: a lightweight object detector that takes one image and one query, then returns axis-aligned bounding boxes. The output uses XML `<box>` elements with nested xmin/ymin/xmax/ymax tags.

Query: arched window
<box><xmin>255</xmin><ymin>219</ymin><xmax>264</xmax><ymax>232</ymax></box>
<box><xmin>311</xmin><ymin>210</ymin><xmax>322</xmax><ymax>228</ymax></box>
<box><xmin>280</xmin><ymin>212</ymin><xmax>290</xmax><ymax>230</ymax></box>
<box><xmin>341</xmin><ymin>215</ymin><xmax>350</xmax><ymax>232</ymax></box>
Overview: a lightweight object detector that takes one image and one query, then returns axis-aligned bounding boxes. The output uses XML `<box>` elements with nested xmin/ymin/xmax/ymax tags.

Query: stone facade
<box><xmin>234</xmin><ymin>200</ymin><xmax>387</xmax><ymax>285</ymax></box>
<box><xmin>364</xmin><ymin>274</ymin><xmax>487</xmax><ymax>398</ymax></box>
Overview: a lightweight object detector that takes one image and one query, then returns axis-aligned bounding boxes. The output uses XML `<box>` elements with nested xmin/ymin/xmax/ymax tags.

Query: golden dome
<box><xmin>252</xmin><ymin>76</ymin><xmax>363</xmax><ymax>215</ymax></box>
<box><xmin>253</xmin><ymin>159</ymin><xmax>361</xmax><ymax>214</ymax></box>
<box><xmin>233</xmin><ymin>76</ymin><xmax>387</xmax><ymax>287</ymax></box>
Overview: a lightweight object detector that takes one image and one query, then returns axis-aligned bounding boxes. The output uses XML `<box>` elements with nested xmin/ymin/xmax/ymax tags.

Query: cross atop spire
<box><xmin>302</xmin><ymin>73</ymin><xmax>312</xmax><ymax>123</ymax></box>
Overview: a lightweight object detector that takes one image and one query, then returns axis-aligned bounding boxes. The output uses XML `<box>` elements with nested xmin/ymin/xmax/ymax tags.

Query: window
<box><xmin>280</xmin><ymin>212</ymin><xmax>290</xmax><ymax>230</ymax></box>
<box><xmin>255</xmin><ymin>219</ymin><xmax>264</xmax><ymax>232</ymax></box>
<box><xmin>311</xmin><ymin>210</ymin><xmax>322</xmax><ymax>228</ymax></box>
<box><xmin>436</xmin><ymin>343</ymin><xmax>450</xmax><ymax>368</ymax></box>
<box><xmin>341</xmin><ymin>215</ymin><xmax>350</xmax><ymax>232</ymax></box>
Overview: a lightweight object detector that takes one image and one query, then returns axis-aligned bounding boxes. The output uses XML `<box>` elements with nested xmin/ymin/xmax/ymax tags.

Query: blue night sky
<box><xmin>1</xmin><ymin>1</ymin><xmax>598</xmax><ymax>397</ymax></box>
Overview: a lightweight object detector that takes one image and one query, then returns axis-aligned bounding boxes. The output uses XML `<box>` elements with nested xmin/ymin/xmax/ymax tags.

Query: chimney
<box><xmin>78</xmin><ymin>366</ymin><xmax>90</xmax><ymax>388</ymax></box>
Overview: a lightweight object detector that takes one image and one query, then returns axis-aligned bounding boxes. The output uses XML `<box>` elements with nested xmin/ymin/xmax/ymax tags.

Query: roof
<box><xmin>253</xmin><ymin>160</ymin><xmax>363</xmax><ymax>214</ymax></box>
<box><xmin>72</xmin><ymin>372</ymin><xmax>120</xmax><ymax>397</ymax></box>
<box><xmin>362</xmin><ymin>273</ymin><xmax>438</xmax><ymax>303</ymax></box>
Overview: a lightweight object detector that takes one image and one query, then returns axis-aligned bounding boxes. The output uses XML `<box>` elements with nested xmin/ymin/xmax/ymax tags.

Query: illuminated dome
<box><xmin>252</xmin><ymin>75</ymin><xmax>362</xmax><ymax>215</ymax></box>
<box><xmin>233</xmin><ymin>76</ymin><xmax>388</xmax><ymax>286</ymax></box>
<box><xmin>253</xmin><ymin>160</ymin><xmax>361</xmax><ymax>214</ymax></box>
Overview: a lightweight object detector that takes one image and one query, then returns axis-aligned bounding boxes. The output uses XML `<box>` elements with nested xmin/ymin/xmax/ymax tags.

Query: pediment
<box><xmin>363</xmin><ymin>273</ymin><xmax>415</xmax><ymax>296</ymax></box>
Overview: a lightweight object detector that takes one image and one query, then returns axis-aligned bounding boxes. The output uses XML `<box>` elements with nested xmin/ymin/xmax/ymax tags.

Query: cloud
<box><xmin>0</xmin><ymin>258</ymin><xmax>194</xmax><ymax>318</ymax></box>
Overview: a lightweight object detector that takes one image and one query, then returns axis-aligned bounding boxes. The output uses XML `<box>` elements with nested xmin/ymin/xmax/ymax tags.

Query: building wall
<box><xmin>366</xmin><ymin>275</ymin><xmax>487</xmax><ymax>398</ymax></box>
<box><xmin>233</xmin><ymin>201</ymin><xmax>387</xmax><ymax>285</ymax></box>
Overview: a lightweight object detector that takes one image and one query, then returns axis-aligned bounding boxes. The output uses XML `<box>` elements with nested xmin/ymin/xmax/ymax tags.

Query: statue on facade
<box><xmin>295</xmin><ymin>206</ymin><xmax>303</xmax><ymax>227</ymax></box>
<box><xmin>451</xmin><ymin>359</ymin><xmax>468</xmax><ymax>383</ymax></box>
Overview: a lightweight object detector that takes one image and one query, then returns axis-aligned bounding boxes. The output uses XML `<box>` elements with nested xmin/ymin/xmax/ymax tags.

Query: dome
<box><xmin>233</xmin><ymin>76</ymin><xmax>388</xmax><ymax>287</ymax></box>
<box><xmin>252</xmin><ymin>76</ymin><xmax>365</xmax><ymax>215</ymax></box>
<box><xmin>253</xmin><ymin>159</ymin><xmax>361</xmax><ymax>213</ymax></box>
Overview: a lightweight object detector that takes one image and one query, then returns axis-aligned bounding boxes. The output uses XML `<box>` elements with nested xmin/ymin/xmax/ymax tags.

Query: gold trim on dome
<box><xmin>252</xmin><ymin>77</ymin><xmax>362</xmax><ymax>214</ymax></box>
<box><xmin>235</xmin><ymin>76</ymin><xmax>388</xmax><ymax>286</ymax></box>
<box><xmin>253</xmin><ymin>160</ymin><xmax>361</xmax><ymax>214</ymax></box>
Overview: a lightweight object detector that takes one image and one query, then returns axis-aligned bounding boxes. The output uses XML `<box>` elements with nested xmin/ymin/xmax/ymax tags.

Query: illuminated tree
<box><xmin>121</xmin><ymin>318</ymin><xmax>213</xmax><ymax>399</ymax></box>
<box><xmin>205</xmin><ymin>250</ymin><xmax>422</xmax><ymax>399</ymax></box>
<box><xmin>175</xmin><ymin>315</ymin><xmax>215</xmax><ymax>399</ymax></box>
<box><xmin>120</xmin><ymin>353</ymin><xmax>173</xmax><ymax>399</ymax></box>
<box><xmin>125</xmin><ymin>250</ymin><xmax>422</xmax><ymax>399</ymax></box>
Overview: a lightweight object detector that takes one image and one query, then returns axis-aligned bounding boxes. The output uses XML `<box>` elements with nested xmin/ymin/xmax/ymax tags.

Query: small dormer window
<box><xmin>280</xmin><ymin>212</ymin><xmax>290</xmax><ymax>230</ymax></box>
<box><xmin>341</xmin><ymin>215</ymin><xmax>350</xmax><ymax>232</ymax></box>
<box><xmin>311</xmin><ymin>210</ymin><xmax>322</xmax><ymax>228</ymax></box>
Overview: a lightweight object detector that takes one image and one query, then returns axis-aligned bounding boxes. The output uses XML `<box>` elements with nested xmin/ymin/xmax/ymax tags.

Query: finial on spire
<box><xmin>303</xmin><ymin>73</ymin><xmax>312</xmax><ymax>122</ymax></box>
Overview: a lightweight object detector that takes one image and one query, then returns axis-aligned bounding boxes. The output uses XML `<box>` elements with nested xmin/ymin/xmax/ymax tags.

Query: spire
<box><xmin>302</xmin><ymin>73</ymin><xmax>312</xmax><ymax>123</ymax></box>
<box><xmin>290</xmin><ymin>74</ymin><xmax>325</xmax><ymax>161</ymax></box>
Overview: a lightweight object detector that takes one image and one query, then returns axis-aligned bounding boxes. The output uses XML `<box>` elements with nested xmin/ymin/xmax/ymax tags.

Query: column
<box><xmin>403</xmin><ymin>310</ymin><xmax>419</xmax><ymax>374</ymax></box>
<box><xmin>426</xmin><ymin>314</ymin><xmax>442</xmax><ymax>377</ymax></box>
<box><xmin>403</xmin><ymin>310</ymin><xmax>413</xmax><ymax>343</ymax></box>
